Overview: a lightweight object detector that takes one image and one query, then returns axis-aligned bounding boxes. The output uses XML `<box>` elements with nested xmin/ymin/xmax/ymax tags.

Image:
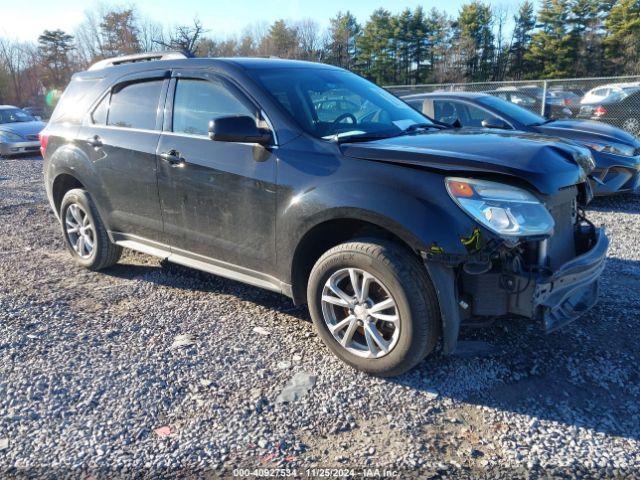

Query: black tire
<box><xmin>60</xmin><ymin>188</ymin><xmax>122</xmax><ymax>270</ymax></box>
<box><xmin>307</xmin><ymin>239</ymin><xmax>441</xmax><ymax>377</ymax></box>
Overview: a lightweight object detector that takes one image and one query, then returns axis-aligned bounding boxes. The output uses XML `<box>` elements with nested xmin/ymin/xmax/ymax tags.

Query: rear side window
<box><xmin>50</xmin><ymin>77</ymin><xmax>101</xmax><ymax>124</ymax></box>
<box><xmin>107</xmin><ymin>80</ymin><xmax>163</xmax><ymax>130</ymax></box>
<box><xmin>172</xmin><ymin>79</ymin><xmax>255</xmax><ymax>136</ymax></box>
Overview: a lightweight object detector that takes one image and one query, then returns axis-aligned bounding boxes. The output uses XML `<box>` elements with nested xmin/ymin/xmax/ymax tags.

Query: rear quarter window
<box><xmin>49</xmin><ymin>77</ymin><xmax>101</xmax><ymax>124</ymax></box>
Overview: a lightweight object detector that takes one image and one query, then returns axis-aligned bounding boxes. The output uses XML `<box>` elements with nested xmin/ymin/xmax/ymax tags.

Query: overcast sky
<box><xmin>2</xmin><ymin>0</ymin><xmax>526</xmax><ymax>42</ymax></box>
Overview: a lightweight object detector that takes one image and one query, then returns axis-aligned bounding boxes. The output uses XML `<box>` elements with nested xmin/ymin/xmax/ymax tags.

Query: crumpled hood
<box><xmin>0</xmin><ymin>120</ymin><xmax>46</xmax><ymax>138</ymax></box>
<box><xmin>341</xmin><ymin>129</ymin><xmax>589</xmax><ymax>195</ymax></box>
<box><xmin>535</xmin><ymin>119</ymin><xmax>640</xmax><ymax>151</ymax></box>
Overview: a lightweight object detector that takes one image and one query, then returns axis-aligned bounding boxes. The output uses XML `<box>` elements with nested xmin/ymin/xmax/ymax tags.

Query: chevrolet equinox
<box><xmin>42</xmin><ymin>53</ymin><xmax>609</xmax><ymax>376</ymax></box>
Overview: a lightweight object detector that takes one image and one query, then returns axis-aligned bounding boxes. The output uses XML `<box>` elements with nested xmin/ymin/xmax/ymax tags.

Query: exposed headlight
<box><xmin>446</xmin><ymin>177</ymin><xmax>555</xmax><ymax>239</ymax></box>
<box><xmin>0</xmin><ymin>131</ymin><xmax>24</xmax><ymax>142</ymax></box>
<box><xmin>584</xmin><ymin>142</ymin><xmax>636</xmax><ymax>157</ymax></box>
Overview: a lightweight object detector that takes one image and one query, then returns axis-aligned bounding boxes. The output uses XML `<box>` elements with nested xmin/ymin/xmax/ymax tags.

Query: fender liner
<box><xmin>424</xmin><ymin>261</ymin><xmax>461</xmax><ymax>354</ymax></box>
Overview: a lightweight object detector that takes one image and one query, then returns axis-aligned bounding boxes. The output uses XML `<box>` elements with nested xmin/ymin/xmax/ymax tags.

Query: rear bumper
<box><xmin>532</xmin><ymin>228</ymin><xmax>609</xmax><ymax>331</ymax></box>
<box><xmin>0</xmin><ymin>141</ymin><xmax>41</xmax><ymax>156</ymax></box>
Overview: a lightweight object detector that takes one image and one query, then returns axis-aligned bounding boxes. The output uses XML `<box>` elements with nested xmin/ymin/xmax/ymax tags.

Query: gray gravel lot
<box><xmin>1</xmin><ymin>155</ymin><xmax>639</xmax><ymax>478</ymax></box>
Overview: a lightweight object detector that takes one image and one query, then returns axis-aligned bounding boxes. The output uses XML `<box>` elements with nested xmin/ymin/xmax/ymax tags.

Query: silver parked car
<box><xmin>0</xmin><ymin>106</ymin><xmax>46</xmax><ymax>157</ymax></box>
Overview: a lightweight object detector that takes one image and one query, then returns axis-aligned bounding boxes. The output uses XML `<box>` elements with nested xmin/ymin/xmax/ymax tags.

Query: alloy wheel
<box><xmin>64</xmin><ymin>203</ymin><xmax>95</xmax><ymax>259</ymax></box>
<box><xmin>623</xmin><ymin>118</ymin><xmax>640</xmax><ymax>137</ymax></box>
<box><xmin>320</xmin><ymin>268</ymin><xmax>400</xmax><ymax>358</ymax></box>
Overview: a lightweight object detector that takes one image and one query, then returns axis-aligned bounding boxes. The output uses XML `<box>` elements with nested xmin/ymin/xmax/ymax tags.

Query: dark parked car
<box><xmin>0</xmin><ymin>106</ymin><xmax>46</xmax><ymax>157</ymax></box>
<box><xmin>487</xmin><ymin>88</ymin><xmax>573</xmax><ymax>119</ymax></box>
<box><xmin>578</xmin><ymin>89</ymin><xmax>640</xmax><ymax>138</ymax></box>
<box><xmin>403</xmin><ymin>92</ymin><xmax>640</xmax><ymax>196</ymax></box>
<box><xmin>42</xmin><ymin>53</ymin><xmax>608</xmax><ymax>376</ymax></box>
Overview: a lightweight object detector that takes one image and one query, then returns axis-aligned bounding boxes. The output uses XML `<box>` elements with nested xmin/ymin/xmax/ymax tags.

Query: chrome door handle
<box><xmin>86</xmin><ymin>135</ymin><xmax>102</xmax><ymax>147</ymax></box>
<box><xmin>160</xmin><ymin>150</ymin><xmax>186</xmax><ymax>166</ymax></box>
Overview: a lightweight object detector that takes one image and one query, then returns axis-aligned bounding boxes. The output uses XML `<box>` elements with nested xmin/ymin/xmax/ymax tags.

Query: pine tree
<box><xmin>326</xmin><ymin>12</ymin><xmax>360</xmax><ymax>69</ymax></box>
<box><xmin>37</xmin><ymin>30</ymin><xmax>75</xmax><ymax>89</ymax></box>
<box><xmin>355</xmin><ymin>8</ymin><xmax>395</xmax><ymax>84</ymax></box>
<box><xmin>604</xmin><ymin>0</ymin><xmax>640</xmax><ymax>75</ymax></box>
<box><xmin>525</xmin><ymin>0</ymin><xmax>575</xmax><ymax>78</ymax></box>
<box><xmin>454</xmin><ymin>1</ymin><xmax>495</xmax><ymax>81</ymax></box>
<box><xmin>510</xmin><ymin>1</ymin><xmax>536</xmax><ymax>79</ymax></box>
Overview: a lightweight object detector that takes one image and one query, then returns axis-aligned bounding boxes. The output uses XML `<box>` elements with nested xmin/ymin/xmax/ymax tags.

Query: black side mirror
<box><xmin>481</xmin><ymin>117</ymin><xmax>510</xmax><ymax>129</ymax></box>
<box><xmin>208</xmin><ymin>116</ymin><xmax>273</xmax><ymax>145</ymax></box>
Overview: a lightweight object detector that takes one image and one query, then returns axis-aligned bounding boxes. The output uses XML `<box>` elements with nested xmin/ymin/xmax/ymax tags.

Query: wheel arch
<box><xmin>52</xmin><ymin>173</ymin><xmax>86</xmax><ymax>215</ymax></box>
<box><xmin>289</xmin><ymin>211</ymin><xmax>424</xmax><ymax>305</ymax></box>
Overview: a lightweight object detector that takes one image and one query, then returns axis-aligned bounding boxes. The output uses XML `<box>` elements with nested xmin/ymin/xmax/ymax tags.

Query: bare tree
<box><xmin>154</xmin><ymin>18</ymin><xmax>206</xmax><ymax>57</ymax></box>
<box><xmin>296</xmin><ymin>19</ymin><xmax>322</xmax><ymax>61</ymax></box>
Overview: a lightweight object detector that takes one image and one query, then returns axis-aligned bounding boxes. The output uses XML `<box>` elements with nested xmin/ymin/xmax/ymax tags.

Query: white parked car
<box><xmin>581</xmin><ymin>83</ymin><xmax>640</xmax><ymax>105</ymax></box>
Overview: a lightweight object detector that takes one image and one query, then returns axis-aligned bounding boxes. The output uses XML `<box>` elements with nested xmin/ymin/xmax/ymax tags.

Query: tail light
<box><xmin>39</xmin><ymin>131</ymin><xmax>49</xmax><ymax>157</ymax></box>
<box><xmin>564</xmin><ymin>98</ymin><xmax>571</xmax><ymax>106</ymax></box>
<box><xmin>594</xmin><ymin>105</ymin><xmax>607</xmax><ymax>117</ymax></box>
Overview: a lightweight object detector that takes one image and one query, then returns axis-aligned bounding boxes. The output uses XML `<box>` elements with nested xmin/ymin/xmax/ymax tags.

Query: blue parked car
<box><xmin>403</xmin><ymin>92</ymin><xmax>640</xmax><ymax>196</ymax></box>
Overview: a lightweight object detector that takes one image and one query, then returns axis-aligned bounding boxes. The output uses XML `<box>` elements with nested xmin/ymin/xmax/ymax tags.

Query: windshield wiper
<box><xmin>330</xmin><ymin>132</ymin><xmax>396</xmax><ymax>144</ymax></box>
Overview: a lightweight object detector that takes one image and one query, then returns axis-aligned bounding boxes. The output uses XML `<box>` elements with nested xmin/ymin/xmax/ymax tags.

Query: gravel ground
<box><xmin>1</xmin><ymin>155</ymin><xmax>639</xmax><ymax>478</ymax></box>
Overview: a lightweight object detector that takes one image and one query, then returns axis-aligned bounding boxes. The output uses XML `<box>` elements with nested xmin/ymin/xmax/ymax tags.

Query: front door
<box><xmin>156</xmin><ymin>72</ymin><xmax>277</xmax><ymax>275</ymax></box>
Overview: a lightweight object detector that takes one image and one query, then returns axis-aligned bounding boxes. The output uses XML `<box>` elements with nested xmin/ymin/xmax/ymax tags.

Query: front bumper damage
<box><xmin>426</xmin><ymin>227</ymin><xmax>609</xmax><ymax>354</ymax></box>
<box><xmin>530</xmin><ymin>228</ymin><xmax>608</xmax><ymax>331</ymax></box>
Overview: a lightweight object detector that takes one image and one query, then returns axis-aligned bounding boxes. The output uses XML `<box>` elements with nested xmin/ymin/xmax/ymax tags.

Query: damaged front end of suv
<box><xmin>343</xmin><ymin>132</ymin><xmax>609</xmax><ymax>355</ymax></box>
<box><xmin>426</xmin><ymin>161</ymin><xmax>607</xmax><ymax>354</ymax></box>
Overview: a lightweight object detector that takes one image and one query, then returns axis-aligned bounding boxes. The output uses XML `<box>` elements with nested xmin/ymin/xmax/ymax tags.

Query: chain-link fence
<box><xmin>386</xmin><ymin>76</ymin><xmax>640</xmax><ymax>137</ymax></box>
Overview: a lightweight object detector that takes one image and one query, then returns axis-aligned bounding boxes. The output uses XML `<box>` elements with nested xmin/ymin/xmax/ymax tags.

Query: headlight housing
<box><xmin>0</xmin><ymin>131</ymin><xmax>24</xmax><ymax>142</ymax></box>
<box><xmin>446</xmin><ymin>177</ymin><xmax>555</xmax><ymax>240</ymax></box>
<box><xmin>583</xmin><ymin>142</ymin><xmax>636</xmax><ymax>158</ymax></box>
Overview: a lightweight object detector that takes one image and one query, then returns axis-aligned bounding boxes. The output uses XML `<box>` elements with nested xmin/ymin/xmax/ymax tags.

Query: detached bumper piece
<box><xmin>591</xmin><ymin>165</ymin><xmax>640</xmax><ymax>195</ymax></box>
<box><xmin>533</xmin><ymin>228</ymin><xmax>609</xmax><ymax>332</ymax></box>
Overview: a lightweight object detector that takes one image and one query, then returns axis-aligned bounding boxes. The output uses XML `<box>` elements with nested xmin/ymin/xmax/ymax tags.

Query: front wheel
<box><xmin>60</xmin><ymin>188</ymin><xmax>122</xmax><ymax>270</ymax></box>
<box><xmin>307</xmin><ymin>240</ymin><xmax>441</xmax><ymax>377</ymax></box>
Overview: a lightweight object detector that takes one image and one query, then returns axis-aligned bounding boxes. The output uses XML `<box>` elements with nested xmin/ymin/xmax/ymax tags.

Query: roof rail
<box><xmin>87</xmin><ymin>51</ymin><xmax>187</xmax><ymax>71</ymax></box>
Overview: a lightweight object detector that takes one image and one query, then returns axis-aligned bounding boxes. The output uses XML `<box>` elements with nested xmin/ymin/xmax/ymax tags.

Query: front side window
<box><xmin>107</xmin><ymin>80</ymin><xmax>163</xmax><ymax>130</ymax></box>
<box><xmin>478</xmin><ymin>95</ymin><xmax>545</xmax><ymax>126</ymax></box>
<box><xmin>172</xmin><ymin>79</ymin><xmax>255</xmax><ymax>136</ymax></box>
<box><xmin>252</xmin><ymin>68</ymin><xmax>430</xmax><ymax>140</ymax></box>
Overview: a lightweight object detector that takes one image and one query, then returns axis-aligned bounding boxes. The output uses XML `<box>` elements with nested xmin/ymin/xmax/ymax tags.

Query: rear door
<box><xmin>156</xmin><ymin>69</ymin><xmax>277</xmax><ymax>274</ymax></box>
<box><xmin>79</xmin><ymin>70</ymin><xmax>169</xmax><ymax>243</ymax></box>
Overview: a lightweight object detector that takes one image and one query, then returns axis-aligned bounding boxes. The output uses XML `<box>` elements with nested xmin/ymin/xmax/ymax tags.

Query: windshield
<box><xmin>0</xmin><ymin>108</ymin><xmax>36</xmax><ymax>124</ymax></box>
<box><xmin>477</xmin><ymin>95</ymin><xmax>546</xmax><ymax>127</ymax></box>
<box><xmin>251</xmin><ymin>68</ymin><xmax>431</xmax><ymax>140</ymax></box>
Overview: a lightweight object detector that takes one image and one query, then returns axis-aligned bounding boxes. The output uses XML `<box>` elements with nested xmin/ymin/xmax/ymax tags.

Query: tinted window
<box><xmin>172</xmin><ymin>79</ymin><xmax>255</xmax><ymax>136</ymax></box>
<box><xmin>107</xmin><ymin>80</ymin><xmax>163</xmax><ymax>130</ymax></box>
<box><xmin>91</xmin><ymin>94</ymin><xmax>109</xmax><ymax>125</ymax></box>
<box><xmin>50</xmin><ymin>77</ymin><xmax>101</xmax><ymax>124</ymax></box>
<box><xmin>478</xmin><ymin>95</ymin><xmax>545</xmax><ymax>126</ymax></box>
<box><xmin>463</xmin><ymin>103</ymin><xmax>499</xmax><ymax>126</ymax></box>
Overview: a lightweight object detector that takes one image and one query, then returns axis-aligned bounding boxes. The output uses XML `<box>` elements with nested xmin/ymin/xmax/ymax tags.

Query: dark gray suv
<box><xmin>41</xmin><ymin>52</ymin><xmax>608</xmax><ymax>376</ymax></box>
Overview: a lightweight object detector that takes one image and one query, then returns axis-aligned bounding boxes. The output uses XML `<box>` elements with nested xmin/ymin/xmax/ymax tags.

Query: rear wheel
<box><xmin>60</xmin><ymin>189</ymin><xmax>122</xmax><ymax>270</ymax></box>
<box><xmin>307</xmin><ymin>239</ymin><xmax>440</xmax><ymax>377</ymax></box>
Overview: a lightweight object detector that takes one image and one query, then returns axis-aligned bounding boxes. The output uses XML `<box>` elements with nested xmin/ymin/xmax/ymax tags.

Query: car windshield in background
<box><xmin>478</xmin><ymin>95</ymin><xmax>546</xmax><ymax>127</ymax></box>
<box><xmin>0</xmin><ymin>108</ymin><xmax>36</xmax><ymax>124</ymax></box>
<box><xmin>252</xmin><ymin>68</ymin><xmax>431</xmax><ymax>140</ymax></box>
